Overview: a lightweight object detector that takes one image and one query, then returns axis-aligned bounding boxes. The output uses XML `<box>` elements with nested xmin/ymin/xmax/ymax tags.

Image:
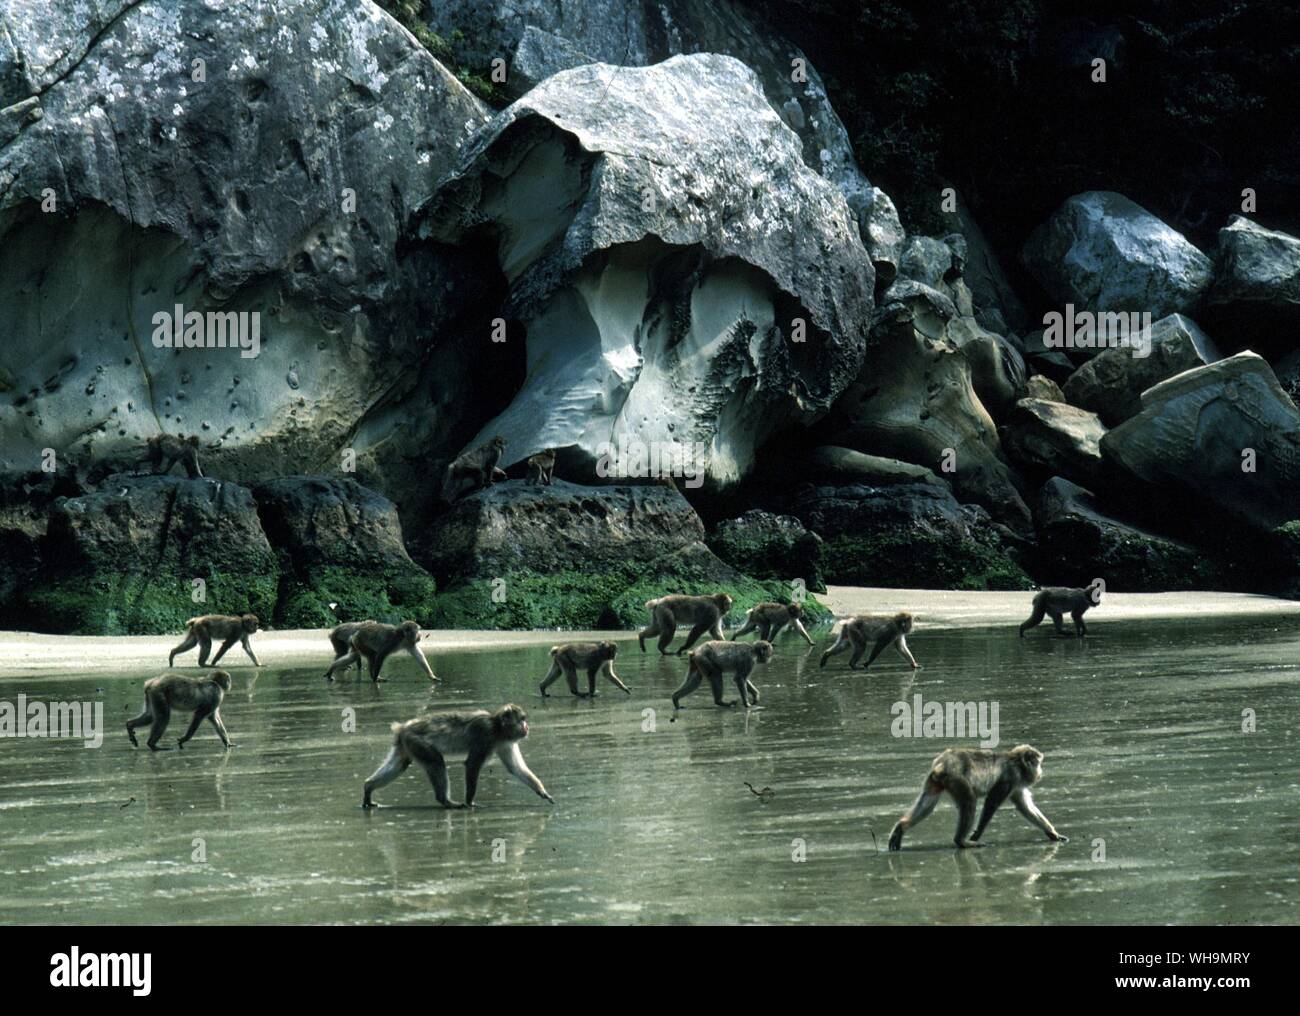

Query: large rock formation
<box><xmin>1000</xmin><ymin>398</ymin><xmax>1106</xmax><ymax>486</ymax></box>
<box><xmin>708</xmin><ymin>510</ymin><xmax>825</xmax><ymax>594</ymax></box>
<box><xmin>1062</xmin><ymin>314</ymin><xmax>1221</xmax><ymax>426</ymax></box>
<box><xmin>423</xmin><ymin>54</ymin><xmax>873</xmax><ymax>487</ymax></box>
<box><xmin>823</xmin><ymin>281</ymin><xmax>1032</xmax><ymax>529</ymax></box>
<box><xmin>1022</xmin><ymin>192</ymin><xmax>1214</xmax><ymax>318</ymax></box>
<box><xmin>1100</xmin><ymin>352</ymin><xmax>1300</xmax><ymax>531</ymax></box>
<box><xmin>1034</xmin><ymin>477</ymin><xmax>1223</xmax><ymax>591</ymax></box>
<box><xmin>253</xmin><ymin>477</ymin><xmax>437</xmax><ymax>628</ymax></box>
<box><xmin>779</xmin><ymin>480</ymin><xmax>1031</xmax><ymax>590</ymax></box>
<box><xmin>1203</xmin><ymin>215</ymin><xmax>1300</xmax><ymax>348</ymax></box>
<box><xmin>20</xmin><ymin>477</ymin><xmax>278</xmax><ymax>635</ymax></box>
<box><xmin>0</xmin><ymin>0</ymin><xmax>498</xmax><ymax>517</ymax></box>
<box><xmin>424</xmin><ymin>0</ymin><xmax>888</xmax><ymax>264</ymax></box>
<box><xmin>420</xmin><ymin>479</ymin><xmax>811</xmax><ymax>629</ymax></box>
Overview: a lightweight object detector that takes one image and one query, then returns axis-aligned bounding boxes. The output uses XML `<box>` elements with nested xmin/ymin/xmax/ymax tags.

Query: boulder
<box><xmin>1203</xmin><ymin>215</ymin><xmax>1300</xmax><ymax>346</ymax></box>
<box><xmin>708</xmin><ymin>510</ymin><xmax>825</xmax><ymax>594</ymax></box>
<box><xmin>425</xmin><ymin>0</ymin><xmax>880</xmax><ymax>251</ymax></box>
<box><xmin>1034</xmin><ymin>477</ymin><xmax>1223</xmax><ymax>591</ymax></box>
<box><xmin>1025</xmin><ymin>376</ymin><xmax>1066</xmax><ymax>402</ymax></box>
<box><xmin>1062</xmin><ymin>313</ymin><xmax>1222</xmax><ymax>426</ymax></box>
<box><xmin>781</xmin><ymin>482</ymin><xmax>1031</xmax><ymax>590</ymax></box>
<box><xmin>1100</xmin><ymin>352</ymin><xmax>1300</xmax><ymax>531</ymax></box>
<box><xmin>804</xmin><ymin>447</ymin><xmax>948</xmax><ymax>488</ymax></box>
<box><xmin>252</xmin><ymin>477</ymin><xmax>437</xmax><ymax>628</ymax></box>
<box><xmin>1020</xmin><ymin>329</ymin><xmax>1077</xmax><ymax>382</ymax></box>
<box><xmin>1000</xmin><ymin>399</ymin><xmax>1106</xmax><ymax>486</ymax></box>
<box><xmin>419</xmin><ymin>480</ymin><xmax>816</xmax><ymax>629</ymax></box>
<box><xmin>22</xmin><ymin>477</ymin><xmax>278</xmax><ymax>634</ymax></box>
<box><xmin>1021</xmin><ymin>191</ymin><xmax>1213</xmax><ymax>318</ymax></box>
<box><xmin>823</xmin><ymin>281</ymin><xmax>1032</xmax><ymax>530</ymax></box>
<box><xmin>0</xmin><ymin>471</ymin><xmax>79</xmax><ymax>623</ymax></box>
<box><xmin>0</xmin><ymin>0</ymin><xmax>498</xmax><ymax>518</ymax></box>
<box><xmin>423</xmin><ymin>54</ymin><xmax>873</xmax><ymax>487</ymax></box>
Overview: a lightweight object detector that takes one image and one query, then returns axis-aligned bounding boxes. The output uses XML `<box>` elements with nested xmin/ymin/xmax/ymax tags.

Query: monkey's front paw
<box><xmin>541</xmin><ymin>793</ymin><xmax>555</xmax><ymax>803</ymax></box>
<box><xmin>1050</xmin><ymin>834</ymin><xmax>1069</xmax><ymax>843</ymax></box>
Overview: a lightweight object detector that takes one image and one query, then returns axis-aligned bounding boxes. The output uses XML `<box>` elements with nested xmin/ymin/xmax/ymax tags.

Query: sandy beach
<box><xmin>1</xmin><ymin>586</ymin><xmax>1297</xmax><ymax>679</ymax></box>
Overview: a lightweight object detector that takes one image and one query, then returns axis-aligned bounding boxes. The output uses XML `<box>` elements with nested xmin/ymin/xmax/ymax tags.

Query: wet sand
<box><xmin>2</xmin><ymin>588</ymin><xmax>1296</xmax><ymax>678</ymax></box>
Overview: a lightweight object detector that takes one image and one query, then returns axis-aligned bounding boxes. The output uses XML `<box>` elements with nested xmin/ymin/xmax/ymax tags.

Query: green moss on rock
<box><xmin>821</xmin><ymin>533</ymin><xmax>1033</xmax><ymax>591</ymax></box>
<box><xmin>272</xmin><ymin>565</ymin><xmax>438</xmax><ymax>630</ymax></box>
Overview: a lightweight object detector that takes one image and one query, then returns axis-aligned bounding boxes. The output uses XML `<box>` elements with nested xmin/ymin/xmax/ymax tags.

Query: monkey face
<box><xmin>895</xmin><ymin>612</ymin><xmax>914</xmax><ymax>633</ymax></box>
<box><xmin>398</xmin><ymin>620</ymin><xmax>421</xmax><ymax>644</ymax></box>
<box><xmin>498</xmin><ymin>704</ymin><xmax>529</xmax><ymax>740</ymax></box>
<box><xmin>787</xmin><ymin>604</ymin><xmax>804</xmax><ymax>619</ymax></box>
<box><xmin>714</xmin><ymin>594</ymin><xmax>734</xmax><ymax>613</ymax></box>
<box><xmin>753</xmin><ymin>641</ymin><xmax>774</xmax><ymax>663</ymax></box>
<box><xmin>1013</xmin><ymin>745</ymin><xmax>1044</xmax><ymax>782</ymax></box>
<box><xmin>241</xmin><ymin>614</ymin><xmax>259</xmax><ymax>633</ymax></box>
<box><xmin>599</xmin><ymin>641</ymin><xmax>617</xmax><ymax>660</ymax></box>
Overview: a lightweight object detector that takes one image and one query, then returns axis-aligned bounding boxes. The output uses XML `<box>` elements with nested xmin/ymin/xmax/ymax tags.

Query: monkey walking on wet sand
<box><xmin>326</xmin><ymin>619</ymin><xmax>375</xmax><ymax>677</ymax></box>
<box><xmin>540</xmin><ymin>641</ymin><xmax>630</xmax><ymax>698</ymax></box>
<box><xmin>1019</xmin><ymin>580</ymin><xmax>1103</xmax><ymax>637</ymax></box>
<box><xmin>819</xmin><ymin>612</ymin><xmax>918</xmax><ymax>670</ymax></box>
<box><xmin>169</xmin><ymin>614</ymin><xmax>261</xmax><ymax>667</ymax></box>
<box><xmin>362</xmin><ymin>704</ymin><xmax>553</xmax><ymax>808</ymax></box>
<box><xmin>672</xmin><ymin>640</ymin><xmax>772</xmax><ymax>709</ymax></box>
<box><xmin>527</xmin><ymin>448</ymin><xmax>556</xmax><ymax>485</ymax></box>
<box><xmin>732</xmin><ymin>601</ymin><xmax>814</xmax><ymax>646</ymax></box>
<box><xmin>126</xmin><ymin>670</ymin><xmax>233</xmax><ymax>751</ymax></box>
<box><xmin>639</xmin><ymin>593</ymin><xmax>733</xmax><ymax>655</ymax></box>
<box><xmin>443</xmin><ymin>436</ymin><xmax>507</xmax><ymax>501</ymax></box>
<box><xmin>324</xmin><ymin>620</ymin><xmax>437</xmax><ymax>683</ymax></box>
<box><xmin>888</xmin><ymin>744</ymin><xmax>1067</xmax><ymax>850</ymax></box>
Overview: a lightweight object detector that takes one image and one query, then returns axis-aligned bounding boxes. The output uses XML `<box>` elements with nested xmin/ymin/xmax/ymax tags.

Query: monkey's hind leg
<box><xmin>671</xmin><ymin>663</ymin><xmax>703</xmax><ymax>708</ymax></box>
<box><xmin>363</xmin><ymin>747</ymin><xmax>411</xmax><ymax>807</ymax></box>
<box><xmin>888</xmin><ymin>779</ymin><xmax>942</xmax><ymax>851</ymax></box>
<box><xmin>168</xmin><ymin>630</ymin><xmax>198</xmax><ymax>666</ymax></box>
<box><xmin>1018</xmin><ymin>602</ymin><xmax>1045</xmax><ymax>637</ymax></box>
<box><xmin>407</xmin><ymin>740</ymin><xmax>462</xmax><ymax>808</ymax></box>
<box><xmin>949</xmin><ymin>783</ymin><xmax>981</xmax><ymax>848</ymax></box>
<box><xmin>145</xmin><ymin>697</ymin><xmax>173</xmax><ymax>751</ymax></box>
<box><xmin>638</xmin><ymin>620</ymin><xmax>661</xmax><ymax>653</ymax></box>
<box><xmin>125</xmin><ymin>702</ymin><xmax>153</xmax><ymax>748</ymax></box>
<box><xmin>819</xmin><ymin>633</ymin><xmax>851</xmax><ymax>669</ymax></box>
<box><xmin>674</xmin><ymin>622</ymin><xmax>710</xmax><ymax>656</ymax></box>
<box><xmin>656</xmin><ymin>619</ymin><xmax>678</xmax><ymax>655</ymax></box>
<box><xmin>539</xmin><ymin>660</ymin><xmax>563</xmax><ymax>697</ymax></box>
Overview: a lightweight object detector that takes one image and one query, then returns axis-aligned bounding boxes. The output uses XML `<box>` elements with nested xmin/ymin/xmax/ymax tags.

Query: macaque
<box><xmin>323</xmin><ymin>620</ymin><xmax>436</xmax><ymax>683</ymax></box>
<box><xmin>732</xmin><ymin>601</ymin><xmax>814</xmax><ymax>646</ymax></box>
<box><xmin>639</xmin><ymin>593</ymin><xmax>733</xmax><ymax>655</ymax></box>
<box><xmin>443</xmin><ymin>436</ymin><xmax>507</xmax><ymax>501</ymax></box>
<box><xmin>362</xmin><ymin>703</ymin><xmax>553</xmax><ymax>808</ymax></box>
<box><xmin>672</xmin><ymin>639</ymin><xmax>772</xmax><ymax>709</ymax></box>
<box><xmin>888</xmin><ymin>744</ymin><xmax>1067</xmax><ymax>850</ymax></box>
<box><xmin>527</xmin><ymin>449</ymin><xmax>556</xmax><ymax>485</ymax></box>
<box><xmin>1018</xmin><ymin>580</ymin><xmax>1103</xmax><ymax>637</ymax></box>
<box><xmin>327</xmin><ymin>619</ymin><xmax>375</xmax><ymax>676</ymax></box>
<box><xmin>540</xmin><ymin>641</ymin><xmax>629</xmax><ymax>698</ymax></box>
<box><xmin>819</xmin><ymin>612</ymin><xmax>918</xmax><ymax>670</ymax></box>
<box><xmin>169</xmin><ymin>613</ymin><xmax>261</xmax><ymax>667</ymax></box>
<box><xmin>126</xmin><ymin>670</ymin><xmax>232</xmax><ymax>751</ymax></box>
<box><xmin>141</xmin><ymin>433</ymin><xmax>203</xmax><ymax>478</ymax></box>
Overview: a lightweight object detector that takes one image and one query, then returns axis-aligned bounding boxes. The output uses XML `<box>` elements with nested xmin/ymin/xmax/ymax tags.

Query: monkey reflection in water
<box><xmin>363</xmin><ymin>704</ymin><xmax>553</xmax><ymax>809</ymax></box>
<box><xmin>888</xmin><ymin>745</ymin><xmax>1067</xmax><ymax>850</ymax></box>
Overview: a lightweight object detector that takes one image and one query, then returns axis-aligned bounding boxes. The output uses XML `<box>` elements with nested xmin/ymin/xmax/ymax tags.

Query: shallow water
<box><xmin>1</xmin><ymin>615</ymin><xmax>1298</xmax><ymax>925</ymax></box>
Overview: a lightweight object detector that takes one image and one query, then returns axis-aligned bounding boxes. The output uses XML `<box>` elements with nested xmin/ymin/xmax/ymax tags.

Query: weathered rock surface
<box><xmin>1000</xmin><ymin>398</ymin><xmax>1106</xmax><ymax>486</ymax></box>
<box><xmin>1062</xmin><ymin>313</ymin><xmax>1221</xmax><ymax>426</ymax></box>
<box><xmin>823</xmin><ymin>281</ymin><xmax>1031</xmax><ymax>529</ymax></box>
<box><xmin>425</xmin><ymin>0</ymin><xmax>879</xmax><ymax>247</ymax></box>
<box><xmin>425</xmin><ymin>54</ymin><xmax>873</xmax><ymax>486</ymax></box>
<box><xmin>0</xmin><ymin>0</ymin><xmax>497</xmax><ymax>517</ymax></box>
<box><xmin>252</xmin><ymin>477</ymin><xmax>437</xmax><ymax>628</ymax></box>
<box><xmin>1025</xmin><ymin>375</ymin><xmax>1066</xmax><ymax>402</ymax></box>
<box><xmin>1034</xmin><ymin>477</ymin><xmax>1223</xmax><ymax>590</ymax></box>
<box><xmin>708</xmin><ymin>510</ymin><xmax>824</xmax><ymax>593</ymax></box>
<box><xmin>0</xmin><ymin>471</ymin><xmax>77</xmax><ymax>622</ymax></box>
<box><xmin>1022</xmin><ymin>191</ymin><xmax>1213</xmax><ymax>318</ymax></box>
<box><xmin>21</xmin><ymin>477</ymin><xmax>278</xmax><ymax>635</ymax></box>
<box><xmin>779</xmin><ymin>481</ymin><xmax>1031</xmax><ymax>590</ymax></box>
<box><xmin>804</xmin><ymin>447</ymin><xmax>949</xmax><ymax>488</ymax></box>
<box><xmin>419</xmin><ymin>480</ymin><xmax>809</xmax><ymax>628</ymax></box>
<box><xmin>1203</xmin><ymin>215</ymin><xmax>1300</xmax><ymax>341</ymax></box>
<box><xmin>1100</xmin><ymin>352</ymin><xmax>1300</xmax><ymax>531</ymax></box>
